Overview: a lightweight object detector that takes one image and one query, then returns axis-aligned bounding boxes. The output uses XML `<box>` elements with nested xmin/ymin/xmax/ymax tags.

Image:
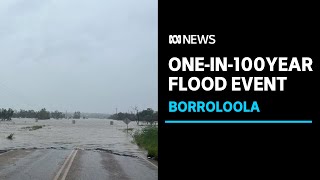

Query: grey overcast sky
<box><xmin>0</xmin><ymin>0</ymin><xmax>157</xmax><ymax>114</ymax></box>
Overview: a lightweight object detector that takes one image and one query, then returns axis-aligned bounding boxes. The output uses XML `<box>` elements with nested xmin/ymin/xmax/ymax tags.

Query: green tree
<box><xmin>109</xmin><ymin>108</ymin><xmax>158</xmax><ymax>125</ymax></box>
<box><xmin>73</xmin><ymin>111</ymin><xmax>81</xmax><ymax>119</ymax></box>
<box><xmin>51</xmin><ymin>110</ymin><xmax>64</xmax><ymax>119</ymax></box>
<box><xmin>138</xmin><ymin>108</ymin><xmax>157</xmax><ymax>124</ymax></box>
<box><xmin>0</xmin><ymin>108</ymin><xmax>14</xmax><ymax>121</ymax></box>
<box><xmin>36</xmin><ymin>108</ymin><xmax>50</xmax><ymax>120</ymax></box>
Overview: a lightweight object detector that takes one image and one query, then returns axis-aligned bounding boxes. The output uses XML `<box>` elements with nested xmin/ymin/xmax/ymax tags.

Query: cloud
<box><xmin>0</xmin><ymin>0</ymin><xmax>157</xmax><ymax>113</ymax></box>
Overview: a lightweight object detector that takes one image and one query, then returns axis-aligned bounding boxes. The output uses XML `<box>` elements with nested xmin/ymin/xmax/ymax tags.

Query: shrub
<box><xmin>133</xmin><ymin>126</ymin><xmax>158</xmax><ymax>160</ymax></box>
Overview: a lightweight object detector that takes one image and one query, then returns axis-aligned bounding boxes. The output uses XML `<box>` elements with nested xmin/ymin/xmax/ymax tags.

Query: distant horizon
<box><xmin>2</xmin><ymin>106</ymin><xmax>158</xmax><ymax>115</ymax></box>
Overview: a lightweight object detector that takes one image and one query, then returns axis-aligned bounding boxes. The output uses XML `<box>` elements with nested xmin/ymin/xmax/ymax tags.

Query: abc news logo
<box><xmin>169</xmin><ymin>35</ymin><xmax>215</xmax><ymax>45</ymax></box>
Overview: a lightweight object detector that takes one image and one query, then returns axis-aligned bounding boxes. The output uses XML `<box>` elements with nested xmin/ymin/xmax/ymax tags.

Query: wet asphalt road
<box><xmin>0</xmin><ymin>149</ymin><xmax>158</xmax><ymax>180</ymax></box>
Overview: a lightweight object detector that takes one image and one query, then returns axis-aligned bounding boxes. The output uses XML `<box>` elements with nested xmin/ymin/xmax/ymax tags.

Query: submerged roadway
<box><xmin>0</xmin><ymin>149</ymin><xmax>158</xmax><ymax>180</ymax></box>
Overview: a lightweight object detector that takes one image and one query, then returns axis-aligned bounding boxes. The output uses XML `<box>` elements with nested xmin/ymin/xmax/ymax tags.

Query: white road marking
<box><xmin>53</xmin><ymin>150</ymin><xmax>75</xmax><ymax>180</ymax></box>
<box><xmin>139</xmin><ymin>155</ymin><xmax>158</xmax><ymax>169</ymax></box>
<box><xmin>61</xmin><ymin>149</ymin><xmax>78</xmax><ymax>180</ymax></box>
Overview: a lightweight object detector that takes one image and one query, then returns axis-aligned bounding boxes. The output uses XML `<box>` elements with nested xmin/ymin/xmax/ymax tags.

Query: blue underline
<box><xmin>165</xmin><ymin>120</ymin><xmax>312</xmax><ymax>124</ymax></box>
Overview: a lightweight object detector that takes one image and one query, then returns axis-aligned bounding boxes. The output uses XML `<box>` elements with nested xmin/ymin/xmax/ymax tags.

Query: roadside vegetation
<box><xmin>133</xmin><ymin>126</ymin><xmax>158</xmax><ymax>160</ymax></box>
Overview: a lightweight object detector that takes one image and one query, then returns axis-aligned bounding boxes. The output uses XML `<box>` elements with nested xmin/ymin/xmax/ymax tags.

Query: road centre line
<box><xmin>61</xmin><ymin>149</ymin><xmax>78</xmax><ymax>180</ymax></box>
<box><xmin>53</xmin><ymin>149</ymin><xmax>76</xmax><ymax>180</ymax></box>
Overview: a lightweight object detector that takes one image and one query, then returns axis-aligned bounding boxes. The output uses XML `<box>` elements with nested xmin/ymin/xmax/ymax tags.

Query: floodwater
<box><xmin>0</xmin><ymin>118</ymin><xmax>144</xmax><ymax>156</ymax></box>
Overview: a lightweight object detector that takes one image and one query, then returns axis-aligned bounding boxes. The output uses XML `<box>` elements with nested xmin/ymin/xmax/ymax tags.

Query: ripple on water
<box><xmin>0</xmin><ymin>118</ymin><xmax>145</xmax><ymax>156</ymax></box>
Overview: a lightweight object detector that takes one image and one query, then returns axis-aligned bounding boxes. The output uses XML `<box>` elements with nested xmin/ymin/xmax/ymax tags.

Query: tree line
<box><xmin>1</xmin><ymin>108</ymin><xmax>82</xmax><ymax>121</ymax></box>
<box><xmin>109</xmin><ymin>108</ymin><xmax>158</xmax><ymax>125</ymax></box>
<box><xmin>12</xmin><ymin>108</ymin><xmax>62</xmax><ymax>120</ymax></box>
<box><xmin>1</xmin><ymin>107</ymin><xmax>158</xmax><ymax>123</ymax></box>
<box><xmin>0</xmin><ymin>108</ymin><xmax>14</xmax><ymax>121</ymax></box>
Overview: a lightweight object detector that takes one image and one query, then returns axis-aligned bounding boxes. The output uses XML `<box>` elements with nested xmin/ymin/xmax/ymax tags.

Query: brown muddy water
<box><xmin>0</xmin><ymin>118</ymin><xmax>144</xmax><ymax>156</ymax></box>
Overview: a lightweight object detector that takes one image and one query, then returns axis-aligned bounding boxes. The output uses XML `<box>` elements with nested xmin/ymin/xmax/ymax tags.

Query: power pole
<box><xmin>133</xmin><ymin>106</ymin><xmax>139</xmax><ymax>125</ymax></box>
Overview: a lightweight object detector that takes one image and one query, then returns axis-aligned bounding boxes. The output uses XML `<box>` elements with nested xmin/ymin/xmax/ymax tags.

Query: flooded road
<box><xmin>0</xmin><ymin>118</ymin><xmax>157</xmax><ymax>180</ymax></box>
<box><xmin>1</xmin><ymin>118</ymin><xmax>142</xmax><ymax>155</ymax></box>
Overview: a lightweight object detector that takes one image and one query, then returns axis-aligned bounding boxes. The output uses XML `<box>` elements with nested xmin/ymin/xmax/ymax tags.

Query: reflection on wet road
<box><xmin>0</xmin><ymin>149</ymin><xmax>157</xmax><ymax>180</ymax></box>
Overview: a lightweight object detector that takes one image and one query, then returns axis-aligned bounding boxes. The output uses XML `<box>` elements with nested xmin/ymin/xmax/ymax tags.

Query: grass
<box><xmin>22</xmin><ymin>125</ymin><xmax>45</xmax><ymax>131</ymax></box>
<box><xmin>7</xmin><ymin>133</ymin><xmax>14</xmax><ymax>140</ymax></box>
<box><xmin>133</xmin><ymin>126</ymin><xmax>158</xmax><ymax>160</ymax></box>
